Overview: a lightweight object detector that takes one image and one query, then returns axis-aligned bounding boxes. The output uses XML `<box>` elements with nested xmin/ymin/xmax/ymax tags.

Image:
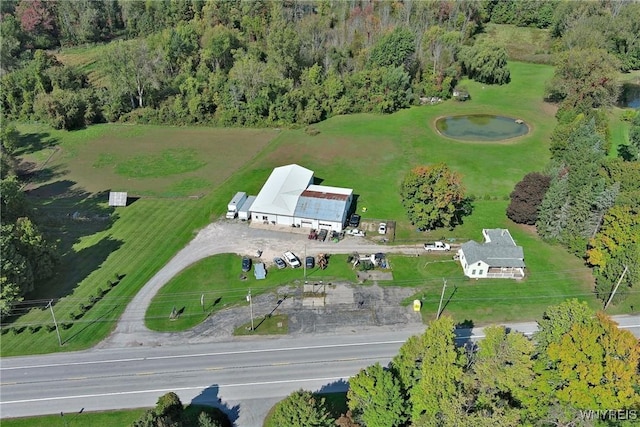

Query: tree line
<box><xmin>506</xmin><ymin>40</ymin><xmax>640</xmax><ymax>306</ymax></box>
<box><xmin>270</xmin><ymin>300</ymin><xmax>640</xmax><ymax>427</ymax></box>
<box><xmin>1</xmin><ymin>0</ymin><xmax>524</xmax><ymax>130</ymax></box>
<box><xmin>2</xmin><ymin>1</ymin><xmax>638</xmax><ymax>130</ymax></box>
<box><xmin>0</xmin><ymin>125</ymin><xmax>58</xmax><ymax>319</ymax></box>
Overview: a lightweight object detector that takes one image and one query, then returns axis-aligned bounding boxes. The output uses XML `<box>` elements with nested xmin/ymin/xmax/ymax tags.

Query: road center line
<box><xmin>1</xmin><ymin>340</ymin><xmax>407</xmax><ymax>371</ymax></box>
<box><xmin>0</xmin><ymin>376</ymin><xmax>348</xmax><ymax>405</ymax></box>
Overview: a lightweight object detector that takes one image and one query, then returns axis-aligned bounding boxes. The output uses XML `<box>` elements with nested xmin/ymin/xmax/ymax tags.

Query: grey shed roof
<box><xmin>294</xmin><ymin>189</ymin><xmax>350</xmax><ymax>222</ymax></box>
<box><xmin>108</xmin><ymin>192</ymin><xmax>127</xmax><ymax>207</ymax></box>
<box><xmin>254</xmin><ymin>263</ymin><xmax>266</xmax><ymax>280</ymax></box>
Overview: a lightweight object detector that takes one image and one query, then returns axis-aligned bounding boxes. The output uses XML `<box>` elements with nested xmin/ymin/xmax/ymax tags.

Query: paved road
<box><xmin>2</xmin><ymin>317</ymin><xmax>639</xmax><ymax>425</ymax></box>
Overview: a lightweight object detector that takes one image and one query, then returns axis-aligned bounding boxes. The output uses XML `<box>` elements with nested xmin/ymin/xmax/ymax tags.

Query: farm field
<box><xmin>3</xmin><ymin>61</ymin><xmax>627</xmax><ymax>357</ymax></box>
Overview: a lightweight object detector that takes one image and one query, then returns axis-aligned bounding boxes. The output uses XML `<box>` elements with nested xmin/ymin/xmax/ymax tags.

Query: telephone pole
<box><xmin>604</xmin><ymin>265</ymin><xmax>629</xmax><ymax>310</ymax></box>
<box><xmin>437</xmin><ymin>278</ymin><xmax>447</xmax><ymax>319</ymax></box>
<box><xmin>46</xmin><ymin>299</ymin><xmax>62</xmax><ymax>346</ymax></box>
<box><xmin>246</xmin><ymin>289</ymin><xmax>254</xmax><ymax>331</ymax></box>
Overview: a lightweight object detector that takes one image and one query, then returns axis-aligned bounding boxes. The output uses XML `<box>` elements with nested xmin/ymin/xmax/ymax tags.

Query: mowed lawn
<box><xmin>1</xmin><ymin>126</ymin><xmax>278</xmax><ymax>356</ymax></box>
<box><xmin>4</xmin><ymin>61</ymin><xmax>612</xmax><ymax>355</ymax></box>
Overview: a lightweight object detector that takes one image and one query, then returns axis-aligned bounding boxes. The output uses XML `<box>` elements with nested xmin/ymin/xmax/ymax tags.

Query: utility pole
<box><xmin>246</xmin><ymin>289</ymin><xmax>254</xmax><ymax>331</ymax></box>
<box><xmin>604</xmin><ymin>265</ymin><xmax>629</xmax><ymax>310</ymax></box>
<box><xmin>437</xmin><ymin>278</ymin><xmax>447</xmax><ymax>319</ymax></box>
<box><xmin>46</xmin><ymin>299</ymin><xmax>62</xmax><ymax>346</ymax></box>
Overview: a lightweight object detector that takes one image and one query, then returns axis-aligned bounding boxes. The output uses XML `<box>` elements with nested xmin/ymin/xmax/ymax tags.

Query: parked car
<box><xmin>349</xmin><ymin>213</ymin><xmax>361</xmax><ymax>227</ymax></box>
<box><xmin>346</xmin><ymin>228</ymin><xmax>365</xmax><ymax>237</ymax></box>
<box><xmin>273</xmin><ymin>257</ymin><xmax>286</xmax><ymax>269</ymax></box>
<box><xmin>241</xmin><ymin>257</ymin><xmax>252</xmax><ymax>272</ymax></box>
<box><xmin>283</xmin><ymin>251</ymin><xmax>301</xmax><ymax>268</ymax></box>
<box><xmin>305</xmin><ymin>256</ymin><xmax>315</xmax><ymax>269</ymax></box>
<box><xmin>378</xmin><ymin>222</ymin><xmax>387</xmax><ymax>234</ymax></box>
<box><xmin>317</xmin><ymin>229</ymin><xmax>328</xmax><ymax>241</ymax></box>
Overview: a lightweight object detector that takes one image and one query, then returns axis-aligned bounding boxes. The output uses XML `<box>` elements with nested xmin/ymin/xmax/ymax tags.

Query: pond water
<box><xmin>435</xmin><ymin>114</ymin><xmax>529</xmax><ymax>141</ymax></box>
<box><xmin>617</xmin><ymin>83</ymin><xmax>640</xmax><ymax>109</ymax></box>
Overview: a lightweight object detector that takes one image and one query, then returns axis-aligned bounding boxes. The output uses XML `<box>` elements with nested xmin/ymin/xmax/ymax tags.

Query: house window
<box><xmin>472</xmin><ymin>269</ymin><xmax>476</xmax><ymax>275</ymax></box>
<box><xmin>262</xmin><ymin>216</ymin><xmax>268</xmax><ymax>220</ymax></box>
<box><xmin>479</xmin><ymin>270</ymin><xmax>483</xmax><ymax>275</ymax></box>
<box><xmin>477</xmin><ymin>262</ymin><xmax>481</xmax><ymax>266</ymax></box>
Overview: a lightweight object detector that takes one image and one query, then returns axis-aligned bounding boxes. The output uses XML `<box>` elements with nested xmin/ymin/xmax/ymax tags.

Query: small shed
<box><xmin>108</xmin><ymin>192</ymin><xmax>128</xmax><ymax>207</ymax></box>
<box><xmin>254</xmin><ymin>263</ymin><xmax>266</xmax><ymax>280</ymax></box>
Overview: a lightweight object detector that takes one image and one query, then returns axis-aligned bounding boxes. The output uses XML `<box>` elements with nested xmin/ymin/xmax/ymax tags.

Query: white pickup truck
<box><xmin>346</xmin><ymin>228</ymin><xmax>365</xmax><ymax>237</ymax></box>
<box><xmin>424</xmin><ymin>241</ymin><xmax>451</xmax><ymax>251</ymax></box>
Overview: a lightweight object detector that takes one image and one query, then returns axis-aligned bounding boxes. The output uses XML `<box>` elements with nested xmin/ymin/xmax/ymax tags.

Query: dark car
<box><xmin>305</xmin><ymin>256</ymin><xmax>315</xmax><ymax>269</ymax></box>
<box><xmin>273</xmin><ymin>257</ymin><xmax>286</xmax><ymax>269</ymax></box>
<box><xmin>241</xmin><ymin>257</ymin><xmax>252</xmax><ymax>272</ymax></box>
<box><xmin>349</xmin><ymin>213</ymin><xmax>361</xmax><ymax>227</ymax></box>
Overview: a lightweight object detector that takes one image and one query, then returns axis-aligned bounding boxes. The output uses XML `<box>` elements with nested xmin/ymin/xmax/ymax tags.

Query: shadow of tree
<box><xmin>15</xmin><ymin>132</ymin><xmax>59</xmax><ymax>155</ymax></box>
<box><xmin>191</xmin><ymin>384</ymin><xmax>239</xmax><ymax>426</ymax></box>
<box><xmin>33</xmin><ymin>236</ymin><xmax>124</xmax><ymax>300</ymax></box>
<box><xmin>317</xmin><ymin>378</ymin><xmax>349</xmax><ymax>394</ymax></box>
<box><xmin>454</xmin><ymin>319</ymin><xmax>476</xmax><ymax>352</ymax></box>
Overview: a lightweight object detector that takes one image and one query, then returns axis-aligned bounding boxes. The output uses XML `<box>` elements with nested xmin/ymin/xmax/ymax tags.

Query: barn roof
<box><xmin>250</xmin><ymin>165</ymin><xmax>313</xmax><ymax>216</ymax></box>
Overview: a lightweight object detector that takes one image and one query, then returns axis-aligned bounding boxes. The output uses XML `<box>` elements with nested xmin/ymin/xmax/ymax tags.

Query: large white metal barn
<box><xmin>249</xmin><ymin>164</ymin><xmax>353</xmax><ymax>232</ymax></box>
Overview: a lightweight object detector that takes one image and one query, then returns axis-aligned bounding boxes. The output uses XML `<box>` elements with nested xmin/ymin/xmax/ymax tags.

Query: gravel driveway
<box><xmin>101</xmin><ymin>221</ymin><xmax>432</xmax><ymax>348</ymax></box>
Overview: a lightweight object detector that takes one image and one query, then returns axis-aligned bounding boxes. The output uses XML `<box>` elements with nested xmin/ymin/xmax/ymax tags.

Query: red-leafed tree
<box><xmin>15</xmin><ymin>0</ymin><xmax>57</xmax><ymax>49</ymax></box>
<box><xmin>507</xmin><ymin>172</ymin><xmax>552</xmax><ymax>225</ymax></box>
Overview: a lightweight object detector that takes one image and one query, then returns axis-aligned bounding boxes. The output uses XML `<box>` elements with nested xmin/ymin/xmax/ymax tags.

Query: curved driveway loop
<box><xmin>103</xmin><ymin>221</ymin><xmax>430</xmax><ymax>348</ymax></box>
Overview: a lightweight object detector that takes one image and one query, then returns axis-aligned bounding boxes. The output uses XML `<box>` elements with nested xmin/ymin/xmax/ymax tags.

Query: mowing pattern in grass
<box><xmin>115</xmin><ymin>148</ymin><xmax>206</xmax><ymax>178</ymax></box>
<box><xmin>146</xmin><ymin>253</ymin><xmax>356</xmax><ymax>332</ymax></box>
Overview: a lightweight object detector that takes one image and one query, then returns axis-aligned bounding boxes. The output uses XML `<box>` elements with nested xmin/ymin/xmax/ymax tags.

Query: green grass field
<box><xmin>4</xmin><ymin>60</ymin><xmax>630</xmax><ymax>356</ymax></box>
<box><xmin>1</xmin><ymin>408</ymin><xmax>146</xmax><ymax>427</ymax></box>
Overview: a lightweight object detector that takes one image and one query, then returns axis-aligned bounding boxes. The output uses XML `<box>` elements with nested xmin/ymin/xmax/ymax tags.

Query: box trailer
<box><xmin>237</xmin><ymin>196</ymin><xmax>256</xmax><ymax>221</ymax></box>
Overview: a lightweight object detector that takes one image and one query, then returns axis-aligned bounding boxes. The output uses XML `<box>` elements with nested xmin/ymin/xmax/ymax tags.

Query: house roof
<box><xmin>483</xmin><ymin>228</ymin><xmax>518</xmax><ymax>246</ymax></box>
<box><xmin>461</xmin><ymin>229</ymin><xmax>525</xmax><ymax>268</ymax></box>
<box><xmin>250</xmin><ymin>165</ymin><xmax>313</xmax><ymax>216</ymax></box>
<box><xmin>461</xmin><ymin>241</ymin><xmax>525</xmax><ymax>268</ymax></box>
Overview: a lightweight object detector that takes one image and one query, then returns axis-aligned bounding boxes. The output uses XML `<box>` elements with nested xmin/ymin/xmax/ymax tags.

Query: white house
<box><xmin>250</xmin><ymin>164</ymin><xmax>353</xmax><ymax>231</ymax></box>
<box><xmin>458</xmin><ymin>229</ymin><xmax>525</xmax><ymax>279</ymax></box>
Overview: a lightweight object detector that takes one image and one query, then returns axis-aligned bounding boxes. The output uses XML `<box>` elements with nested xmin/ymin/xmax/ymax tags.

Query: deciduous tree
<box><xmin>546</xmin><ymin>313</ymin><xmax>640</xmax><ymax>410</ymax></box>
<box><xmin>506</xmin><ymin>172</ymin><xmax>551</xmax><ymax>225</ymax></box>
<box><xmin>347</xmin><ymin>363</ymin><xmax>407</xmax><ymax>427</ymax></box>
<box><xmin>546</xmin><ymin>48</ymin><xmax>621</xmax><ymax>110</ymax></box>
<box><xmin>269</xmin><ymin>390</ymin><xmax>335</xmax><ymax>427</ymax></box>
<box><xmin>410</xmin><ymin>316</ymin><xmax>465</xmax><ymax>424</ymax></box>
<box><xmin>400</xmin><ymin>163</ymin><xmax>469</xmax><ymax>230</ymax></box>
<box><xmin>103</xmin><ymin>40</ymin><xmax>165</xmax><ymax>109</ymax></box>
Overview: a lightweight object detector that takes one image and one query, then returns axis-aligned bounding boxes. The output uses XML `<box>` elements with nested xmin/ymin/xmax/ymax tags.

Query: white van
<box><xmin>283</xmin><ymin>251</ymin><xmax>301</xmax><ymax>268</ymax></box>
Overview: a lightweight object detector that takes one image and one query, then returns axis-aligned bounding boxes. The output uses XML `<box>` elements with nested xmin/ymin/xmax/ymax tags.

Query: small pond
<box><xmin>435</xmin><ymin>114</ymin><xmax>529</xmax><ymax>141</ymax></box>
<box><xmin>617</xmin><ymin>83</ymin><xmax>640</xmax><ymax>109</ymax></box>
